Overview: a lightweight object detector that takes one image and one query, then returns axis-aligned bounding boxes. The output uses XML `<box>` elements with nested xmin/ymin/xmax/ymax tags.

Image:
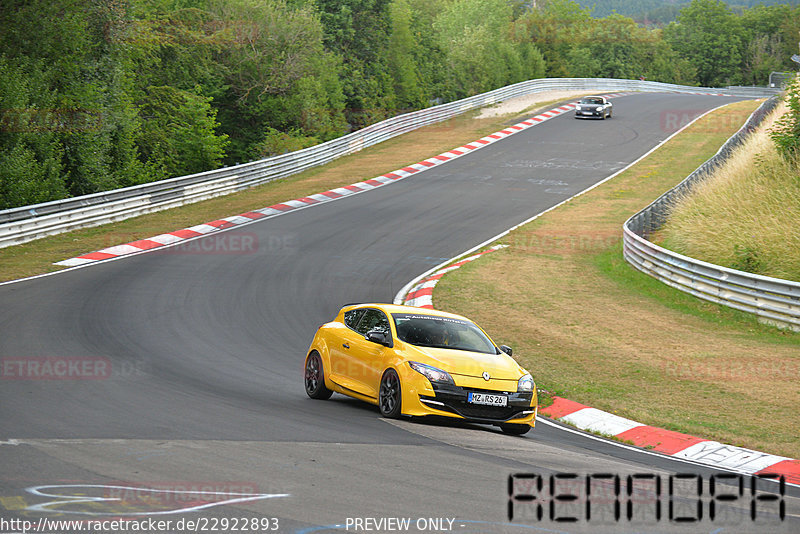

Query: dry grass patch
<box><xmin>0</xmin><ymin>95</ymin><xmax>578</xmax><ymax>283</ymax></box>
<box><xmin>434</xmin><ymin>99</ymin><xmax>800</xmax><ymax>457</ymax></box>
<box><xmin>658</xmin><ymin>101</ymin><xmax>800</xmax><ymax>281</ymax></box>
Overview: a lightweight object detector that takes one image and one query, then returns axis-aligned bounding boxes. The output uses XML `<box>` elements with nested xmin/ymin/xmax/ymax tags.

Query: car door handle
<box><xmin>342</xmin><ymin>343</ymin><xmax>350</xmax><ymax>349</ymax></box>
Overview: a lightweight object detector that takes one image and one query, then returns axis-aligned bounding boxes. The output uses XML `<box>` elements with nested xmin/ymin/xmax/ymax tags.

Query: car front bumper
<box><xmin>396</xmin><ymin>364</ymin><xmax>537</xmax><ymax>425</ymax></box>
<box><xmin>420</xmin><ymin>384</ymin><xmax>536</xmax><ymax>423</ymax></box>
<box><xmin>575</xmin><ymin>109</ymin><xmax>606</xmax><ymax>117</ymax></box>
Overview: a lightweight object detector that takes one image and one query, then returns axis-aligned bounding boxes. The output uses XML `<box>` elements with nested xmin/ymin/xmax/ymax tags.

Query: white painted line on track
<box><xmin>25</xmin><ymin>484</ymin><xmax>289</xmax><ymax>516</ymax></box>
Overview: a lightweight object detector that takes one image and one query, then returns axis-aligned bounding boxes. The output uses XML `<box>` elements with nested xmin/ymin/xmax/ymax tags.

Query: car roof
<box><xmin>583</xmin><ymin>95</ymin><xmax>606</xmax><ymax>100</ymax></box>
<box><xmin>339</xmin><ymin>302</ymin><xmax>473</xmax><ymax>322</ymax></box>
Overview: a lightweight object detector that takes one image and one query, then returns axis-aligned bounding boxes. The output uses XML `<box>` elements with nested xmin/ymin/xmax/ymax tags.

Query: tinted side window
<box><xmin>355</xmin><ymin>309</ymin><xmax>391</xmax><ymax>336</ymax></box>
<box><xmin>344</xmin><ymin>309</ymin><xmax>366</xmax><ymax>330</ymax></box>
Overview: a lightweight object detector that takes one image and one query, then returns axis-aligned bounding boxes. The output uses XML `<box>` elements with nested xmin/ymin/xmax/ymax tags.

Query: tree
<box><xmin>664</xmin><ymin>0</ymin><xmax>744</xmax><ymax>87</ymax></box>
<box><xmin>388</xmin><ymin>0</ymin><xmax>425</xmax><ymax>109</ymax></box>
<box><xmin>777</xmin><ymin>8</ymin><xmax>800</xmax><ymax>72</ymax></box>
<box><xmin>136</xmin><ymin>86</ymin><xmax>228</xmax><ymax>177</ymax></box>
<box><xmin>0</xmin><ymin>58</ymin><xmax>67</xmax><ymax>209</ymax></box>
<box><xmin>405</xmin><ymin>0</ymin><xmax>450</xmax><ymax>103</ymax></box>
<box><xmin>0</xmin><ymin>0</ymin><xmax>151</xmax><ymax>200</ymax></box>
<box><xmin>737</xmin><ymin>5</ymin><xmax>795</xmax><ymax>85</ymax></box>
<box><xmin>206</xmin><ymin>0</ymin><xmax>347</xmax><ymax>161</ymax></box>
<box><xmin>434</xmin><ymin>0</ymin><xmax>543</xmax><ymax>99</ymax></box>
<box><xmin>515</xmin><ymin>1</ymin><xmax>693</xmax><ymax>83</ymax></box>
<box><xmin>515</xmin><ymin>0</ymin><xmax>594</xmax><ymax>78</ymax></box>
<box><xmin>315</xmin><ymin>0</ymin><xmax>397</xmax><ymax>127</ymax></box>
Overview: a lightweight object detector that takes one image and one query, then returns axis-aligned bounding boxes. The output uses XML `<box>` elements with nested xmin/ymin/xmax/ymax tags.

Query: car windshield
<box><xmin>392</xmin><ymin>313</ymin><xmax>498</xmax><ymax>354</ymax></box>
<box><xmin>580</xmin><ymin>97</ymin><xmax>603</xmax><ymax>104</ymax></box>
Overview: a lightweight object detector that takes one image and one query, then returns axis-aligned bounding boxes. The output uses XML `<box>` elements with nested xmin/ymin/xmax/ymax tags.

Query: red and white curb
<box><xmin>54</xmin><ymin>94</ymin><xmax>628</xmax><ymax>267</ymax></box>
<box><xmin>401</xmin><ymin>245</ymin><xmax>506</xmax><ymax>308</ymax></box>
<box><xmin>541</xmin><ymin>397</ymin><xmax>799</xmax><ymax>484</ymax></box>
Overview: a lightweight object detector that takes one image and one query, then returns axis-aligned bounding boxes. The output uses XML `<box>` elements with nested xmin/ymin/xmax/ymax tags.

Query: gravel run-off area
<box><xmin>475</xmin><ymin>90</ymin><xmax>594</xmax><ymax>118</ymax></box>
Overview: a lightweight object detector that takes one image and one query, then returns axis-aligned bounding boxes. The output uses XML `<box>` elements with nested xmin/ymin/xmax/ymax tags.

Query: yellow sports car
<box><xmin>304</xmin><ymin>303</ymin><xmax>537</xmax><ymax>435</ymax></box>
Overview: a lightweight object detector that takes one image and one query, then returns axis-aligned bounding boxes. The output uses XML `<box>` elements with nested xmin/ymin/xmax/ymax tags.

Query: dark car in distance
<box><xmin>574</xmin><ymin>96</ymin><xmax>612</xmax><ymax>119</ymax></box>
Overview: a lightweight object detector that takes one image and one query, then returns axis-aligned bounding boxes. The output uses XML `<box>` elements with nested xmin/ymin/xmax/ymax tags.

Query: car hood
<box><xmin>404</xmin><ymin>345</ymin><xmax>524</xmax><ymax>380</ymax></box>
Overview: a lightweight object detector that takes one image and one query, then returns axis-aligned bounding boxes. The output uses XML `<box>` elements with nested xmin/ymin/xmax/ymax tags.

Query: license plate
<box><xmin>468</xmin><ymin>392</ymin><xmax>507</xmax><ymax>406</ymax></box>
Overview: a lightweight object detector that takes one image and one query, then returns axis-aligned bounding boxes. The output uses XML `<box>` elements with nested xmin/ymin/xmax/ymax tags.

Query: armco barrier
<box><xmin>0</xmin><ymin>78</ymin><xmax>778</xmax><ymax>249</ymax></box>
<box><xmin>623</xmin><ymin>96</ymin><xmax>800</xmax><ymax>331</ymax></box>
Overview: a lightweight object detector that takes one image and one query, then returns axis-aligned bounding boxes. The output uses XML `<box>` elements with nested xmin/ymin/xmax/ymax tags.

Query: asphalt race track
<box><xmin>1</xmin><ymin>93</ymin><xmax>798</xmax><ymax>533</ymax></box>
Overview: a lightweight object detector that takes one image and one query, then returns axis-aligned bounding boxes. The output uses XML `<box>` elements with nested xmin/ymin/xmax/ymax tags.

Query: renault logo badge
<box><xmin>482</xmin><ymin>371</ymin><xmax>490</xmax><ymax>381</ymax></box>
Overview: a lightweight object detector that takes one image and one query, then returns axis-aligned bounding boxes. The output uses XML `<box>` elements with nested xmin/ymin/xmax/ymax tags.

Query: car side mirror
<box><xmin>366</xmin><ymin>329</ymin><xmax>391</xmax><ymax>347</ymax></box>
<box><xmin>499</xmin><ymin>345</ymin><xmax>513</xmax><ymax>356</ymax></box>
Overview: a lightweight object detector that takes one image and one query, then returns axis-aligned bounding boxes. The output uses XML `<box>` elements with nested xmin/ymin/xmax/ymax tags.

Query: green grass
<box><xmin>591</xmin><ymin>243</ymin><xmax>800</xmax><ymax>344</ymax></box>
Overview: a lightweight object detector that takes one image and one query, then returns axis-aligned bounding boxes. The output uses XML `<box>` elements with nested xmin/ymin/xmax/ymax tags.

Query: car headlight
<box><xmin>409</xmin><ymin>362</ymin><xmax>455</xmax><ymax>385</ymax></box>
<box><xmin>576</xmin><ymin>105</ymin><xmax>582</xmax><ymax>110</ymax></box>
<box><xmin>518</xmin><ymin>373</ymin><xmax>534</xmax><ymax>392</ymax></box>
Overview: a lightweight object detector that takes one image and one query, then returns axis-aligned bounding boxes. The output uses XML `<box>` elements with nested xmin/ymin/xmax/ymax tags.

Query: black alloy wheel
<box><xmin>305</xmin><ymin>352</ymin><xmax>333</xmax><ymax>399</ymax></box>
<box><xmin>378</xmin><ymin>369</ymin><xmax>402</xmax><ymax>418</ymax></box>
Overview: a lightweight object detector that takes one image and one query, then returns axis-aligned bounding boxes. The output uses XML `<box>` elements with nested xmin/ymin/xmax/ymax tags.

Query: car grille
<box><xmin>448</xmin><ymin>402</ymin><xmax>526</xmax><ymax>421</ymax></box>
<box><xmin>421</xmin><ymin>384</ymin><xmax>534</xmax><ymax>423</ymax></box>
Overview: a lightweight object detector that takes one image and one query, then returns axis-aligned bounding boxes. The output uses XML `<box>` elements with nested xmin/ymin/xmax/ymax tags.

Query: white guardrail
<box><xmin>0</xmin><ymin>78</ymin><xmax>778</xmax><ymax>249</ymax></box>
<box><xmin>623</xmin><ymin>96</ymin><xmax>800</xmax><ymax>332</ymax></box>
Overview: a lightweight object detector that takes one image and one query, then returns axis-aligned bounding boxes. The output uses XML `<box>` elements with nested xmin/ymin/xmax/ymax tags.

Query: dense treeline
<box><xmin>0</xmin><ymin>0</ymin><xmax>798</xmax><ymax>209</ymax></box>
<box><xmin>575</xmin><ymin>0</ymin><xmax>800</xmax><ymax>23</ymax></box>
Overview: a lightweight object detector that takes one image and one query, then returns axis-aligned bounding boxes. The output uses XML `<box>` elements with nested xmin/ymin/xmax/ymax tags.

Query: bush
<box><xmin>137</xmin><ymin>86</ymin><xmax>228</xmax><ymax>178</ymax></box>
<box><xmin>250</xmin><ymin>128</ymin><xmax>318</xmax><ymax>160</ymax></box>
<box><xmin>770</xmin><ymin>75</ymin><xmax>800</xmax><ymax>159</ymax></box>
